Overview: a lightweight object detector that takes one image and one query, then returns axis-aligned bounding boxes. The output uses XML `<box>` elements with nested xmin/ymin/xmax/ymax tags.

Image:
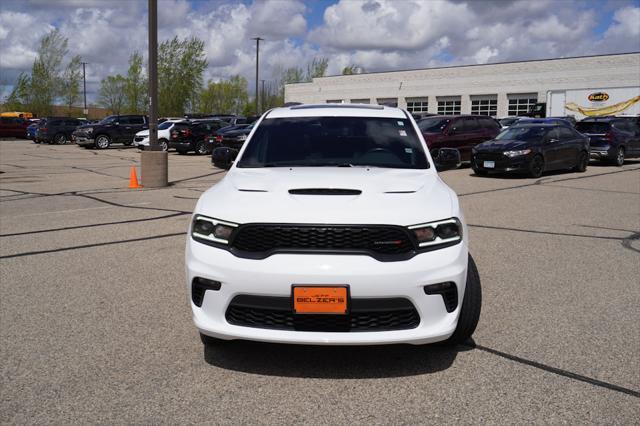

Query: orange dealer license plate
<box><xmin>292</xmin><ymin>286</ymin><xmax>349</xmax><ymax>315</ymax></box>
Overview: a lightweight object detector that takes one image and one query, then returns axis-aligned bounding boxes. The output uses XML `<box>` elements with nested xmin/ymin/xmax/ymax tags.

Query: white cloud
<box><xmin>0</xmin><ymin>0</ymin><xmax>638</xmax><ymax>103</ymax></box>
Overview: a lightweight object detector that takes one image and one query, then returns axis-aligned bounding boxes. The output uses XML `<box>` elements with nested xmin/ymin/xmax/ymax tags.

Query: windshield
<box><xmin>575</xmin><ymin>122</ymin><xmax>611</xmax><ymax>134</ymax></box>
<box><xmin>418</xmin><ymin>117</ymin><xmax>450</xmax><ymax>133</ymax></box>
<box><xmin>237</xmin><ymin>116</ymin><xmax>430</xmax><ymax>169</ymax></box>
<box><xmin>495</xmin><ymin>126</ymin><xmax>548</xmax><ymax>141</ymax></box>
<box><xmin>99</xmin><ymin>116</ymin><xmax>117</xmax><ymax>124</ymax></box>
<box><xmin>158</xmin><ymin>121</ymin><xmax>174</xmax><ymax>130</ymax></box>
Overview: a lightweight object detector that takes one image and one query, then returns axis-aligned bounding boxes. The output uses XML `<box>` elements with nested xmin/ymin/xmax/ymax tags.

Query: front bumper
<box><xmin>73</xmin><ymin>135</ymin><xmax>94</xmax><ymax>146</ymax></box>
<box><xmin>472</xmin><ymin>153</ymin><xmax>530</xmax><ymax>173</ymax></box>
<box><xmin>186</xmin><ymin>238</ymin><xmax>469</xmax><ymax>345</ymax></box>
<box><xmin>133</xmin><ymin>137</ymin><xmax>149</xmax><ymax>148</ymax></box>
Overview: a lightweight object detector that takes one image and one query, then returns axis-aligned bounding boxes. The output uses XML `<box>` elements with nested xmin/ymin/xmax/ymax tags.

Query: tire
<box><xmin>33</xmin><ymin>139</ymin><xmax>40</xmax><ymax>144</ymax></box>
<box><xmin>574</xmin><ymin>151</ymin><xmax>588</xmax><ymax>172</ymax></box>
<box><xmin>53</xmin><ymin>133</ymin><xmax>67</xmax><ymax>145</ymax></box>
<box><xmin>613</xmin><ymin>146</ymin><xmax>624</xmax><ymax>167</ymax></box>
<box><xmin>196</xmin><ymin>141</ymin><xmax>208</xmax><ymax>155</ymax></box>
<box><xmin>159</xmin><ymin>139</ymin><xmax>169</xmax><ymax>152</ymax></box>
<box><xmin>528</xmin><ymin>154</ymin><xmax>544</xmax><ymax>178</ymax></box>
<box><xmin>444</xmin><ymin>254</ymin><xmax>482</xmax><ymax>345</ymax></box>
<box><xmin>95</xmin><ymin>134</ymin><xmax>111</xmax><ymax>149</ymax></box>
<box><xmin>200</xmin><ymin>332</ymin><xmax>225</xmax><ymax>346</ymax></box>
<box><xmin>472</xmin><ymin>165</ymin><xmax>488</xmax><ymax>176</ymax></box>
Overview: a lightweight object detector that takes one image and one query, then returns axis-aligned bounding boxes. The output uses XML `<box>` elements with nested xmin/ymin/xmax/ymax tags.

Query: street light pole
<box><xmin>140</xmin><ymin>0</ymin><xmax>168</xmax><ymax>188</ymax></box>
<box><xmin>260</xmin><ymin>79</ymin><xmax>265</xmax><ymax>112</ymax></box>
<box><xmin>81</xmin><ymin>61</ymin><xmax>88</xmax><ymax>116</ymax></box>
<box><xmin>252</xmin><ymin>37</ymin><xmax>263</xmax><ymax>115</ymax></box>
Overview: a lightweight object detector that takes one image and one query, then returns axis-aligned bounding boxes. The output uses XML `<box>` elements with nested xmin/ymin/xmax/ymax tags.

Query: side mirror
<box><xmin>432</xmin><ymin>148</ymin><xmax>461</xmax><ymax>171</ymax></box>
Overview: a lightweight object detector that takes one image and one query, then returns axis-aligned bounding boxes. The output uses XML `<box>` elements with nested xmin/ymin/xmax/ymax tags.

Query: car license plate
<box><xmin>292</xmin><ymin>286</ymin><xmax>348</xmax><ymax>314</ymax></box>
<box><xmin>483</xmin><ymin>161</ymin><xmax>495</xmax><ymax>168</ymax></box>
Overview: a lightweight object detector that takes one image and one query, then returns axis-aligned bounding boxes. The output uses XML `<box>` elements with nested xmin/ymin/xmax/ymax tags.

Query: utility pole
<box><xmin>252</xmin><ymin>37</ymin><xmax>263</xmax><ymax>115</ymax></box>
<box><xmin>260</xmin><ymin>79</ymin><xmax>265</xmax><ymax>113</ymax></box>
<box><xmin>81</xmin><ymin>61</ymin><xmax>88</xmax><ymax>116</ymax></box>
<box><xmin>140</xmin><ymin>0</ymin><xmax>168</xmax><ymax>187</ymax></box>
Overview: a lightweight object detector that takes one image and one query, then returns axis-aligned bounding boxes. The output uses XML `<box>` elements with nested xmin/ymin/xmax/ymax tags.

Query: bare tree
<box><xmin>98</xmin><ymin>75</ymin><xmax>127</xmax><ymax>115</ymax></box>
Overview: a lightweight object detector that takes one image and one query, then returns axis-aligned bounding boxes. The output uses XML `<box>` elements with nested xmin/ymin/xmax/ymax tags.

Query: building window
<box><xmin>326</xmin><ymin>99</ymin><xmax>343</xmax><ymax>103</ymax></box>
<box><xmin>471</xmin><ymin>95</ymin><xmax>497</xmax><ymax>116</ymax></box>
<box><xmin>350</xmin><ymin>99</ymin><xmax>370</xmax><ymax>104</ymax></box>
<box><xmin>437</xmin><ymin>97</ymin><xmax>461</xmax><ymax>115</ymax></box>
<box><xmin>508</xmin><ymin>94</ymin><xmax>538</xmax><ymax>116</ymax></box>
<box><xmin>376</xmin><ymin>98</ymin><xmax>398</xmax><ymax>107</ymax></box>
<box><xmin>406</xmin><ymin>97</ymin><xmax>429</xmax><ymax>113</ymax></box>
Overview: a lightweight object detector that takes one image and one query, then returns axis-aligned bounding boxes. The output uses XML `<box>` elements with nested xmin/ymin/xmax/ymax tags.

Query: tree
<box><xmin>306</xmin><ymin>57</ymin><xmax>328</xmax><ymax>80</ymax></box>
<box><xmin>342</xmin><ymin>64</ymin><xmax>364</xmax><ymax>75</ymax></box>
<box><xmin>124</xmin><ymin>51</ymin><xmax>147</xmax><ymax>114</ymax></box>
<box><xmin>61</xmin><ymin>55</ymin><xmax>82</xmax><ymax>115</ymax></box>
<box><xmin>98</xmin><ymin>75</ymin><xmax>127</xmax><ymax>115</ymax></box>
<box><xmin>158</xmin><ymin>36</ymin><xmax>207</xmax><ymax>116</ymax></box>
<box><xmin>30</xmin><ymin>29</ymin><xmax>69</xmax><ymax>116</ymax></box>
<box><xmin>200</xmin><ymin>75</ymin><xmax>249</xmax><ymax>115</ymax></box>
<box><xmin>4</xmin><ymin>73</ymin><xmax>31</xmax><ymax>111</ymax></box>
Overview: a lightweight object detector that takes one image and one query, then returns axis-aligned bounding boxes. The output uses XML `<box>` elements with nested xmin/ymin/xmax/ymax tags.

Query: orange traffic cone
<box><xmin>128</xmin><ymin>166</ymin><xmax>142</xmax><ymax>189</ymax></box>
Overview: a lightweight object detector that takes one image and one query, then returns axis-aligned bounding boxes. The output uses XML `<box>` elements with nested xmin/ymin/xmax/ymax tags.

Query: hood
<box><xmin>475</xmin><ymin>139</ymin><xmax>533</xmax><ymax>151</ymax></box>
<box><xmin>195</xmin><ymin>167</ymin><xmax>454</xmax><ymax>226</ymax></box>
<box><xmin>225</xmin><ymin>128</ymin><xmax>252</xmax><ymax>137</ymax></box>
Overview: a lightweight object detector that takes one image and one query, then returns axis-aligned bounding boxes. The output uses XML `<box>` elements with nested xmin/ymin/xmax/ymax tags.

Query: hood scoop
<box><xmin>289</xmin><ymin>188</ymin><xmax>362</xmax><ymax>195</ymax></box>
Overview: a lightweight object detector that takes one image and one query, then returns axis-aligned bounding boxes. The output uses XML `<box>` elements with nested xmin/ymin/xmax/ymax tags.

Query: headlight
<box><xmin>503</xmin><ymin>149</ymin><xmax>531</xmax><ymax>157</ymax></box>
<box><xmin>237</xmin><ymin>134</ymin><xmax>247</xmax><ymax>141</ymax></box>
<box><xmin>408</xmin><ymin>218</ymin><xmax>463</xmax><ymax>249</ymax></box>
<box><xmin>191</xmin><ymin>215</ymin><xmax>238</xmax><ymax>245</ymax></box>
<box><xmin>83</xmin><ymin>127</ymin><xmax>93</xmax><ymax>133</ymax></box>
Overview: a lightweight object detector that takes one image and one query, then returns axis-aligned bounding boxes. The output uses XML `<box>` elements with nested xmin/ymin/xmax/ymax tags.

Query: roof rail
<box><xmin>290</xmin><ymin>104</ymin><xmax>385</xmax><ymax>110</ymax></box>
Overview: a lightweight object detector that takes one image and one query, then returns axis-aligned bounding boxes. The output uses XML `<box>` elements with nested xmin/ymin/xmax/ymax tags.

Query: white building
<box><xmin>284</xmin><ymin>52</ymin><xmax>640</xmax><ymax>117</ymax></box>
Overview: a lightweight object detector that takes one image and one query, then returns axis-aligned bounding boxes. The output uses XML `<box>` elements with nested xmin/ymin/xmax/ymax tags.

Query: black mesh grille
<box><xmin>230</xmin><ymin>224</ymin><xmax>415</xmax><ymax>256</ymax></box>
<box><xmin>225</xmin><ymin>295</ymin><xmax>420</xmax><ymax>332</ymax></box>
<box><xmin>473</xmin><ymin>152</ymin><xmax>510</xmax><ymax>168</ymax></box>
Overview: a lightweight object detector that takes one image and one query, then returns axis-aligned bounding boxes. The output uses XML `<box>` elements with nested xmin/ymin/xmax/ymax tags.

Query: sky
<box><xmin>1</xmin><ymin>0</ymin><xmax>639</xmax><ymax>104</ymax></box>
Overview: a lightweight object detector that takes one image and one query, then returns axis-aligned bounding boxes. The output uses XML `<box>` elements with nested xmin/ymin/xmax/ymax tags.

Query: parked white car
<box><xmin>186</xmin><ymin>104</ymin><xmax>481</xmax><ymax>347</ymax></box>
<box><xmin>133</xmin><ymin>119</ymin><xmax>183</xmax><ymax>151</ymax></box>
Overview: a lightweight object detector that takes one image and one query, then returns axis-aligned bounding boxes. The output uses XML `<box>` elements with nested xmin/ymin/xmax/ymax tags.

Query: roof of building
<box><xmin>286</xmin><ymin>52</ymin><xmax>640</xmax><ymax>84</ymax></box>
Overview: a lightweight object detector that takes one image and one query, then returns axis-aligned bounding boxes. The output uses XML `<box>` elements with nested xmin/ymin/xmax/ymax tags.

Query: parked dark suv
<box><xmin>169</xmin><ymin>119</ymin><xmax>227</xmax><ymax>154</ymax></box>
<box><xmin>73</xmin><ymin>115</ymin><xmax>148</xmax><ymax>149</ymax></box>
<box><xmin>418</xmin><ymin>115</ymin><xmax>501</xmax><ymax>161</ymax></box>
<box><xmin>575</xmin><ymin>117</ymin><xmax>640</xmax><ymax>166</ymax></box>
<box><xmin>35</xmin><ymin>117</ymin><xmax>83</xmax><ymax>144</ymax></box>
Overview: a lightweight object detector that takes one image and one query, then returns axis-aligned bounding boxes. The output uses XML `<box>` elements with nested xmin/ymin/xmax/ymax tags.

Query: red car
<box><xmin>0</xmin><ymin>116</ymin><xmax>30</xmax><ymax>138</ymax></box>
<box><xmin>418</xmin><ymin>115</ymin><xmax>501</xmax><ymax>162</ymax></box>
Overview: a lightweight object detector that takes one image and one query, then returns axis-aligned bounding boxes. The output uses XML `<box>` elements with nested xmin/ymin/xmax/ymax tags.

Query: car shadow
<box><xmin>203</xmin><ymin>339</ymin><xmax>473</xmax><ymax>378</ymax></box>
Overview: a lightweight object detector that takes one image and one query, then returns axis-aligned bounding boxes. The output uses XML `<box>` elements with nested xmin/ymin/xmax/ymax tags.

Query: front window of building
<box><xmin>406</xmin><ymin>97</ymin><xmax>429</xmax><ymax>113</ymax></box>
<box><xmin>508</xmin><ymin>94</ymin><xmax>538</xmax><ymax>116</ymax></box>
<box><xmin>471</xmin><ymin>95</ymin><xmax>498</xmax><ymax>116</ymax></box>
<box><xmin>437</xmin><ymin>97</ymin><xmax>461</xmax><ymax>115</ymax></box>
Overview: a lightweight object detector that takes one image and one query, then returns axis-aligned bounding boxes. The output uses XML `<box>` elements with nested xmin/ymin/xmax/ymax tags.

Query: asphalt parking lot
<box><xmin>1</xmin><ymin>140</ymin><xmax>638</xmax><ymax>423</ymax></box>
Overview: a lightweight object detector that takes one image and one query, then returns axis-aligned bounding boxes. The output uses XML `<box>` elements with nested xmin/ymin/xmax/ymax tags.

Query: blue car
<box><xmin>26</xmin><ymin>122</ymin><xmax>39</xmax><ymax>141</ymax></box>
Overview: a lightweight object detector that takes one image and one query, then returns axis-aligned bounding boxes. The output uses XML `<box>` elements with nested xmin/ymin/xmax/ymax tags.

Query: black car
<box><xmin>35</xmin><ymin>117</ymin><xmax>83</xmax><ymax>144</ymax></box>
<box><xmin>211</xmin><ymin>124</ymin><xmax>254</xmax><ymax>169</ymax></box>
<box><xmin>73</xmin><ymin>115</ymin><xmax>148</xmax><ymax>149</ymax></box>
<box><xmin>575</xmin><ymin>117</ymin><xmax>640</xmax><ymax>166</ymax></box>
<box><xmin>168</xmin><ymin>119</ymin><xmax>227</xmax><ymax>155</ymax></box>
<box><xmin>471</xmin><ymin>124</ymin><xmax>590</xmax><ymax>178</ymax></box>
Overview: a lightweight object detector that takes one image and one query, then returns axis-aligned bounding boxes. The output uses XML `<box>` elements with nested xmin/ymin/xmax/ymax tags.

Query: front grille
<box><xmin>473</xmin><ymin>152</ymin><xmax>510</xmax><ymax>168</ymax></box>
<box><xmin>134</xmin><ymin>136</ymin><xmax>145</xmax><ymax>142</ymax></box>
<box><xmin>230</xmin><ymin>224</ymin><xmax>415</xmax><ymax>259</ymax></box>
<box><xmin>225</xmin><ymin>295</ymin><xmax>420</xmax><ymax>332</ymax></box>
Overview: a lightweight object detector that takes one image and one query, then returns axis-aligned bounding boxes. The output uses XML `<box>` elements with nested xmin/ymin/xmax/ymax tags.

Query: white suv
<box><xmin>133</xmin><ymin>119</ymin><xmax>183</xmax><ymax>151</ymax></box>
<box><xmin>186</xmin><ymin>104</ymin><xmax>481</xmax><ymax>346</ymax></box>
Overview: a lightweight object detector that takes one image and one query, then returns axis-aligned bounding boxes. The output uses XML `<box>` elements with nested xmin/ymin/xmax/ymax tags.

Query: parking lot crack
<box><xmin>467</xmin><ymin>343</ymin><xmax>640</xmax><ymax>398</ymax></box>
